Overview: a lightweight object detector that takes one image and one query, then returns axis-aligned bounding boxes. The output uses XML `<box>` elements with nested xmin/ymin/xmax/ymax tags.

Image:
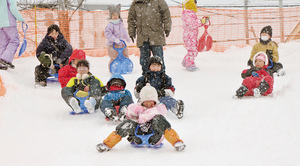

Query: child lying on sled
<box><xmin>96</xmin><ymin>83</ymin><xmax>186</xmax><ymax>152</ymax></box>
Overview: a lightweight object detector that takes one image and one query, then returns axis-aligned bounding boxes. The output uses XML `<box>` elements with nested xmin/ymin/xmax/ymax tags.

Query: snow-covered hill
<box><xmin>1</xmin><ymin>42</ymin><xmax>300</xmax><ymax>166</ymax></box>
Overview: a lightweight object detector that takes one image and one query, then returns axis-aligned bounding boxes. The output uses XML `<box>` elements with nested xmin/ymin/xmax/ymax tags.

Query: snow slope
<box><xmin>1</xmin><ymin>42</ymin><xmax>300</xmax><ymax>166</ymax></box>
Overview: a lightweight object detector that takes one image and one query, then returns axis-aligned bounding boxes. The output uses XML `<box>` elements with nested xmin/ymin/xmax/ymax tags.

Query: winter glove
<box><xmin>130</xmin><ymin>36</ymin><xmax>135</xmax><ymax>43</ymax></box>
<box><xmin>165</xmin><ymin>30</ymin><xmax>170</xmax><ymax>37</ymax></box>
<box><xmin>247</xmin><ymin>59</ymin><xmax>253</xmax><ymax>67</ymax></box>
<box><xmin>164</xmin><ymin>89</ymin><xmax>174</xmax><ymax>97</ymax></box>
<box><xmin>266</xmin><ymin>49</ymin><xmax>273</xmax><ymax>60</ymax></box>
<box><xmin>157</xmin><ymin>89</ymin><xmax>165</xmax><ymax>97</ymax></box>
<box><xmin>114</xmin><ymin>39</ymin><xmax>121</xmax><ymax>44</ymax></box>
<box><xmin>201</xmin><ymin>16</ymin><xmax>210</xmax><ymax>24</ymax></box>
<box><xmin>136</xmin><ymin>83</ymin><xmax>144</xmax><ymax>93</ymax></box>
<box><xmin>38</xmin><ymin>51</ymin><xmax>53</xmax><ymax>68</ymax></box>
<box><xmin>252</xmin><ymin>71</ymin><xmax>259</xmax><ymax>77</ymax></box>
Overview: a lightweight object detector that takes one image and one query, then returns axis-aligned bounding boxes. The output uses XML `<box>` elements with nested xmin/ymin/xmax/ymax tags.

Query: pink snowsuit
<box><xmin>182</xmin><ymin>9</ymin><xmax>203</xmax><ymax>67</ymax></box>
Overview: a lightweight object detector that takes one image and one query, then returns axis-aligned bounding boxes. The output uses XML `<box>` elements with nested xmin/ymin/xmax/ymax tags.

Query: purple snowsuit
<box><xmin>0</xmin><ymin>0</ymin><xmax>25</xmax><ymax>65</ymax></box>
<box><xmin>182</xmin><ymin>9</ymin><xmax>203</xmax><ymax>67</ymax></box>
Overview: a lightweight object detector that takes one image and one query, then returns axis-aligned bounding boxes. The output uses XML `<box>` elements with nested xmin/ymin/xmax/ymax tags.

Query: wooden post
<box><xmin>244</xmin><ymin>0</ymin><xmax>250</xmax><ymax>44</ymax></box>
<box><xmin>279</xmin><ymin>0</ymin><xmax>284</xmax><ymax>43</ymax></box>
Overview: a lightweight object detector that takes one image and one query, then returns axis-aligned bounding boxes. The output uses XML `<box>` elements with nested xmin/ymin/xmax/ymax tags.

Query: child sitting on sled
<box><xmin>134</xmin><ymin>56</ymin><xmax>184</xmax><ymax>119</ymax></box>
<box><xmin>181</xmin><ymin>0</ymin><xmax>209</xmax><ymax>71</ymax></box>
<box><xmin>234</xmin><ymin>52</ymin><xmax>274</xmax><ymax>98</ymax></box>
<box><xmin>247</xmin><ymin>25</ymin><xmax>285</xmax><ymax>76</ymax></box>
<box><xmin>100</xmin><ymin>74</ymin><xmax>133</xmax><ymax>121</ymax></box>
<box><xmin>104</xmin><ymin>4</ymin><xmax>131</xmax><ymax>73</ymax></box>
<box><xmin>61</xmin><ymin>60</ymin><xmax>105</xmax><ymax>114</ymax></box>
<box><xmin>96</xmin><ymin>83</ymin><xmax>186</xmax><ymax>152</ymax></box>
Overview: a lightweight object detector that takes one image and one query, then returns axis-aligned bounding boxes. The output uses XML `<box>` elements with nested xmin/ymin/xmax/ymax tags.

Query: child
<box><xmin>128</xmin><ymin>0</ymin><xmax>171</xmax><ymax>75</ymax></box>
<box><xmin>248</xmin><ymin>25</ymin><xmax>285</xmax><ymax>76</ymax></box>
<box><xmin>234</xmin><ymin>52</ymin><xmax>274</xmax><ymax>98</ymax></box>
<box><xmin>61</xmin><ymin>60</ymin><xmax>105</xmax><ymax>114</ymax></box>
<box><xmin>0</xmin><ymin>0</ymin><xmax>27</xmax><ymax>70</ymax></box>
<box><xmin>181</xmin><ymin>0</ymin><xmax>208</xmax><ymax>71</ymax></box>
<box><xmin>96</xmin><ymin>83</ymin><xmax>186</xmax><ymax>152</ymax></box>
<box><xmin>35</xmin><ymin>24</ymin><xmax>73</xmax><ymax>87</ymax></box>
<box><xmin>100</xmin><ymin>74</ymin><xmax>133</xmax><ymax>121</ymax></box>
<box><xmin>58</xmin><ymin>49</ymin><xmax>86</xmax><ymax>88</ymax></box>
<box><xmin>104</xmin><ymin>4</ymin><xmax>131</xmax><ymax>73</ymax></box>
<box><xmin>135</xmin><ymin>56</ymin><xmax>184</xmax><ymax>119</ymax></box>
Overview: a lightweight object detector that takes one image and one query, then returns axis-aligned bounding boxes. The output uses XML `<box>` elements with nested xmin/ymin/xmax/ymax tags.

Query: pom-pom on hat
<box><xmin>140</xmin><ymin>83</ymin><xmax>159</xmax><ymax>104</ymax></box>
<box><xmin>107</xmin><ymin>4</ymin><xmax>122</xmax><ymax>20</ymax></box>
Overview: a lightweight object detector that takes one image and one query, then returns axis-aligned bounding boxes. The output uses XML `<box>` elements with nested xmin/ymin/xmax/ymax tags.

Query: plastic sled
<box><xmin>47</xmin><ymin>65</ymin><xmax>60</xmax><ymax>82</ymax></box>
<box><xmin>18</xmin><ymin>22</ymin><xmax>28</xmax><ymax>57</ymax></box>
<box><xmin>130</xmin><ymin>125</ymin><xmax>163</xmax><ymax>148</ymax></box>
<box><xmin>70</xmin><ymin>90</ymin><xmax>91</xmax><ymax>114</ymax></box>
<box><xmin>197</xmin><ymin>18</ymin><xmax>213</xmax><ymax>52</ymax></box>
<box><xmin>110</xmin><ymin>40</ymin><xmax>133</xmax><ymax>75</ymax></box>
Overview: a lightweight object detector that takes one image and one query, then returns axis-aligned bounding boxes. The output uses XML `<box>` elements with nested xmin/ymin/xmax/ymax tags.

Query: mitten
<box><xmin>252</xmin><ymin>71</ymin><xmax>259</xmax><ymax>77</ymax></box>
<box><xmin>165</xmin><ymin>30</ymin><xmax>170</xmax><ymax>37</ymax></box>
<box><xmin>136</xmin><ymin>83</ymin><xmax>144</xmax><ymax>93</ymax></box>
<box><xmin>247</xmin><ymin>59</ymin><xmax>253</xmax><ymax>67</ymax></box>
<box><xmin>38</xmin><ymin>51</ymin><xmax>53</xmax><ymax>68</ymax></box>
<box><xmin>114</xmin><ymin>39</ymin><xmax>121</xmax><ymax>44</ymax></box>
<box><xmin>266</xmin><ymin>49</ymin><xmax>273</xmax><ymax>60</ymax></box>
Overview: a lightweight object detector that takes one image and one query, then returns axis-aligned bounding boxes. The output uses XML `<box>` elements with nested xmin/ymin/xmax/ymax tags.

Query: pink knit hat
<box><xmin>255</xmin><ymin>53</ymin><xmax>266</xmax><ymax>62</ymax></box>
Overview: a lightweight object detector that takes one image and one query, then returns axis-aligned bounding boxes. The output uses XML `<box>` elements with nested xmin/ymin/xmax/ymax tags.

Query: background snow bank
<box><xmin>1</xmin><ymin>42</ymin><xmax>300</xmax><ymax>166</ymax></box>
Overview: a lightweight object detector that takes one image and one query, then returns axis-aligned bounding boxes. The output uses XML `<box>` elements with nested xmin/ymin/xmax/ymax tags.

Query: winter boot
<box><xmin>186</xmin><ymin>63</ymin><xmax>199</xmax><ymax>72</ymax></box>
<box><xmin>181</xmin><ymin>59</ymin><xmax>186</xmax><ymax>67</ymax></box>
<box><xmin>235</xmin><ymin>85</ymin><xmax>248</xmax><ymax>98</ymax></box>
<box><xmin>105</xmin><ymin>108</ymin><xmax>118</xmax><ymax>121</ymax></box>
<box><xmin>84</xmin><ymin>97</ymin><xmax>96</xmax><ymax>113</ymax></box>
<box><xmin>175</xmin><ymin>100</ymin><xmax>184</xmax><ymax>119</ymax></box>
<box><xmin>254</xmin><ymin>80</ymin><xmax>270</xmax><ymax>97</ymax></box>
<box><xmin>69</xmin><ymin>97</ymin><xmax>81</xmax><ymax>113</ymax></box>
<box><xmin>96</xmin><ymin>131</ymin><xmax>122</xmax><ymax>152</ymax></box>
<box><xmin>164</xmin><ymin>128</ymin><xmax>186</xmax><ymax>151</ymax></box>
<box><xmin>118</xmin><ymin>106</ymin><xmax>128</xmax><ymax>122</ymax></box>
<box><xmin>0</xmin><ymin>59</ymin><xmax>15</xmax><ymax>69</ymax></box>
<box><xmin>276</xmin><ymin>69</ymin><xmax>285</xmax><ymax>76</ymax></box>
<box><xmin>35</xmin><ymin>81</ymin><xmax>47</xmax><ymax>88</ymax></box>
<box><xmin>0</xmin><ymin>64</ymin><xmax>7</xmax><ymax>70</ymax></box>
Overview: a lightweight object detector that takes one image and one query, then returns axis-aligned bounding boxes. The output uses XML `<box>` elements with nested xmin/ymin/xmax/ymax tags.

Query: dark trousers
<box><xmin>139</xmin><ymin>40</ymin><xmax>165</xmax><ymax>75</ymax></box>
<box><xmin>35</xmin><ymin>64</ymin><xmax>60</xmax><ymax>83</ymax></box>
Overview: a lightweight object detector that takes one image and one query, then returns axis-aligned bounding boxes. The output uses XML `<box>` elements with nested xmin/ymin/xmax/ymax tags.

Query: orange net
<box><xmin>14</xmin><ymin>6</ymin><xmax>300</xmax><ymax>58</ymax></box>
<box><xmin>0</xmin><ymin>76</ymin><xmax>6</xmax><ymax>97</ymax></box>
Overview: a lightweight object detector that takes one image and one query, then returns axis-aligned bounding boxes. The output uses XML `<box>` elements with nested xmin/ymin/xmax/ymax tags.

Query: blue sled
<box><xmin>130</xmin><ymin>125</ymin><xmax>163</xmax><ymax>148</ymax></box>
<box><xmin>70</xmin><ymin>90</ymin><xmax>91</xmax><ymax>115</ymax></box>
<box><xmin>110</xmin><ymin>40</ymin><xmax>133</xmax><ymax>75</ymax></box>
<box><xmin>47</xmin><ymin>64</ymin><xmax>60</xmax><ymax>82</ymax></box>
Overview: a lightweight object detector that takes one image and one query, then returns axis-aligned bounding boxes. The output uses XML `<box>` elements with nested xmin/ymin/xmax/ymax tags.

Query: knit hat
<box><xmin>253</xmin><ymin>52</ymin><xmax>269</xmax><ymax>67</ymax></box>
<box><xmin>107</xmin><ymin>4</ymin><xmax>122</xmax><ymax>20</ymax></box>
<box><xmin>140</xmin><ymin>83</ymin><xmax>159</xmax><ymax>104</ymax></box>
<box><xmin>260</xmin><ymin>25</ymin><xmax>272</xmax><ymax>38</ymax></box>
<box><xmin>148</xmin><ymin>56</ymin><xmax>163</xmax><ymax>69</ymax></box>
<box><xmin>184</xmin><ymin>0</ymin><xmax>197</xmax><ymax>13</ymax></box>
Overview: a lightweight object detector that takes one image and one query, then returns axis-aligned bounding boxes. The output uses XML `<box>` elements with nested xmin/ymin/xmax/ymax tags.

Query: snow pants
<box><xmin>243</xmin><ymin>76</ymin><xmax>273</xmax><ymax>96</ymax></box>
<box><xmin>160</xmin><ymin>96</ymin><xmax>177</xmax><ymax>114</ymax></box>
<box><xmin>139</xmin><ymin>40</ymin><xmax>164</xmax><ymax>75</ymax></box>
<box><xmin>0</xmin><ymin>26</ymin><xmax>20</xmax><ymax>63</ymax></box>
<box><xmin>183</xmin><ymin>28</ymin><xmax>199</xmax><ymax>67</ymax></box>
<box><xmin>34</xmin><ymin>64</ymin><xmax>60</xmax><ymax>83</ymax></box>
<box><xmin>107</xmin><ymin>44</ymin><xmax>129</xmax><ymax>72</ymax></box>
<box><xmin>100</xmin><ymin>96</ymin><xmax>133</xmax><ymax>115</ymax></box>
<box><xmin>116</xmin><ymin>115</ymin><xmax>171</xmax><ymax>145</ymax></box>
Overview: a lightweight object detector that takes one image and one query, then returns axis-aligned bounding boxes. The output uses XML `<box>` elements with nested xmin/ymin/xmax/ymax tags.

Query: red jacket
<box><xmin>58</xmin><ymin>49</ymin><xmax>86</xmax><ymax>88</ymax></box>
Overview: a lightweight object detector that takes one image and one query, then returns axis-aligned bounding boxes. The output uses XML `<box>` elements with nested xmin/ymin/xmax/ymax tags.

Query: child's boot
<box><xmin>235</xmin><ymin>85</ymin><xmax>248</xmax><ymax>98</ymax></box>
<box><xmin>118</xmin><ymin>106</ymin><xmax>127</xmax><ymax>122</ymax></box>
<box><xmin>105</xmin><ymin>108</ymin><xmax>118</xmax><ymax>121</ymax></box>
<box><xmin>96</xmin><ymin>131</ymin><xmax>122</xmax><ymax>153</ymax></box>
<box><xmin>254</xmin><ymin>80</ymin><xmax>270</xmax><ymax>98</ymax></box>
<box><xmin>164</xmin><ymin>128</ymin><xmax>186</xmax><ymax>151</ymax></box>
<box><xmin>175</xmin><ymin>100</ymin><xmax>184</xmax><ymax>119</ymax></box>
<box><xmin>84</xmin><ymin>97</ymin><xmax>96</xmax><ymax>113</ymax></box>
<box><xmin>69</xmin><ymin>97</ymin><xmax>81</xmax><ymax>113</ymax></box>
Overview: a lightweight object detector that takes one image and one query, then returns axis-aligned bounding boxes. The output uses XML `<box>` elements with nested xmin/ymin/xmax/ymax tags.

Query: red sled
<box><xmin>197</xmin><ymin>18</ymin><xmax>213</xmax><ymax>52</ymax></box>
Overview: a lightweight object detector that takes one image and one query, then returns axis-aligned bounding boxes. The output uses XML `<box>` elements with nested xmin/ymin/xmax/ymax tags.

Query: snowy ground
<box><xmin>1</xmin><ymin>42</ymin><xmax>300</xmax><ymax>166</ymax></box>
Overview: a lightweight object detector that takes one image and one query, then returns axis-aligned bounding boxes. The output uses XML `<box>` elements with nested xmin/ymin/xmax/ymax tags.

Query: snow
<box><xmin>1</xmin><ymin>42</ymin><xmax>300</xmax><ymax>165</ymax></box>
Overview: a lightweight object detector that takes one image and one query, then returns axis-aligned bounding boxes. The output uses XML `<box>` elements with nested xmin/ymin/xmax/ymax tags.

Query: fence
<box><xmin>15</xmin><ymin>6</ymin><xmax>300</xmax><ymax>58</ymax></box>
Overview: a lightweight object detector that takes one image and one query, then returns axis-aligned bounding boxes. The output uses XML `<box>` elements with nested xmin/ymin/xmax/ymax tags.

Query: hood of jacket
<box><xmin>107</xmin><ymin>74</ymin><xmax>126</xmax><ymax>89</ymax></box>
<box><xmin>68</xmin><ymin>49</ymin><xmax>86</xmax><ymax>65</ymax></box>
<box><xmin>184</xmin><ymin>0</ymin><xmax>197</xmax><ymax>13</ymax></box>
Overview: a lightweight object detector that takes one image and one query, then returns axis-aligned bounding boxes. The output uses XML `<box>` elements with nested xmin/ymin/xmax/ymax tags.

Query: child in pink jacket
<box><xmin>96</xmin><ymin>83</ymin><xmax>186</xmax><ymax>152</ymax></box>
<box><xmin>182</xmin><ymin>0</ymin><xmax>208</xmax><ymax>71</ymax></box>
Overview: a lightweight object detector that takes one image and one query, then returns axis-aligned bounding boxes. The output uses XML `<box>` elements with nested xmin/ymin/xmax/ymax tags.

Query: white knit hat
<box><xmin>140</xmin><ymin>83</ymin><xmax>159</xmax><ymax>104</ymax></box>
